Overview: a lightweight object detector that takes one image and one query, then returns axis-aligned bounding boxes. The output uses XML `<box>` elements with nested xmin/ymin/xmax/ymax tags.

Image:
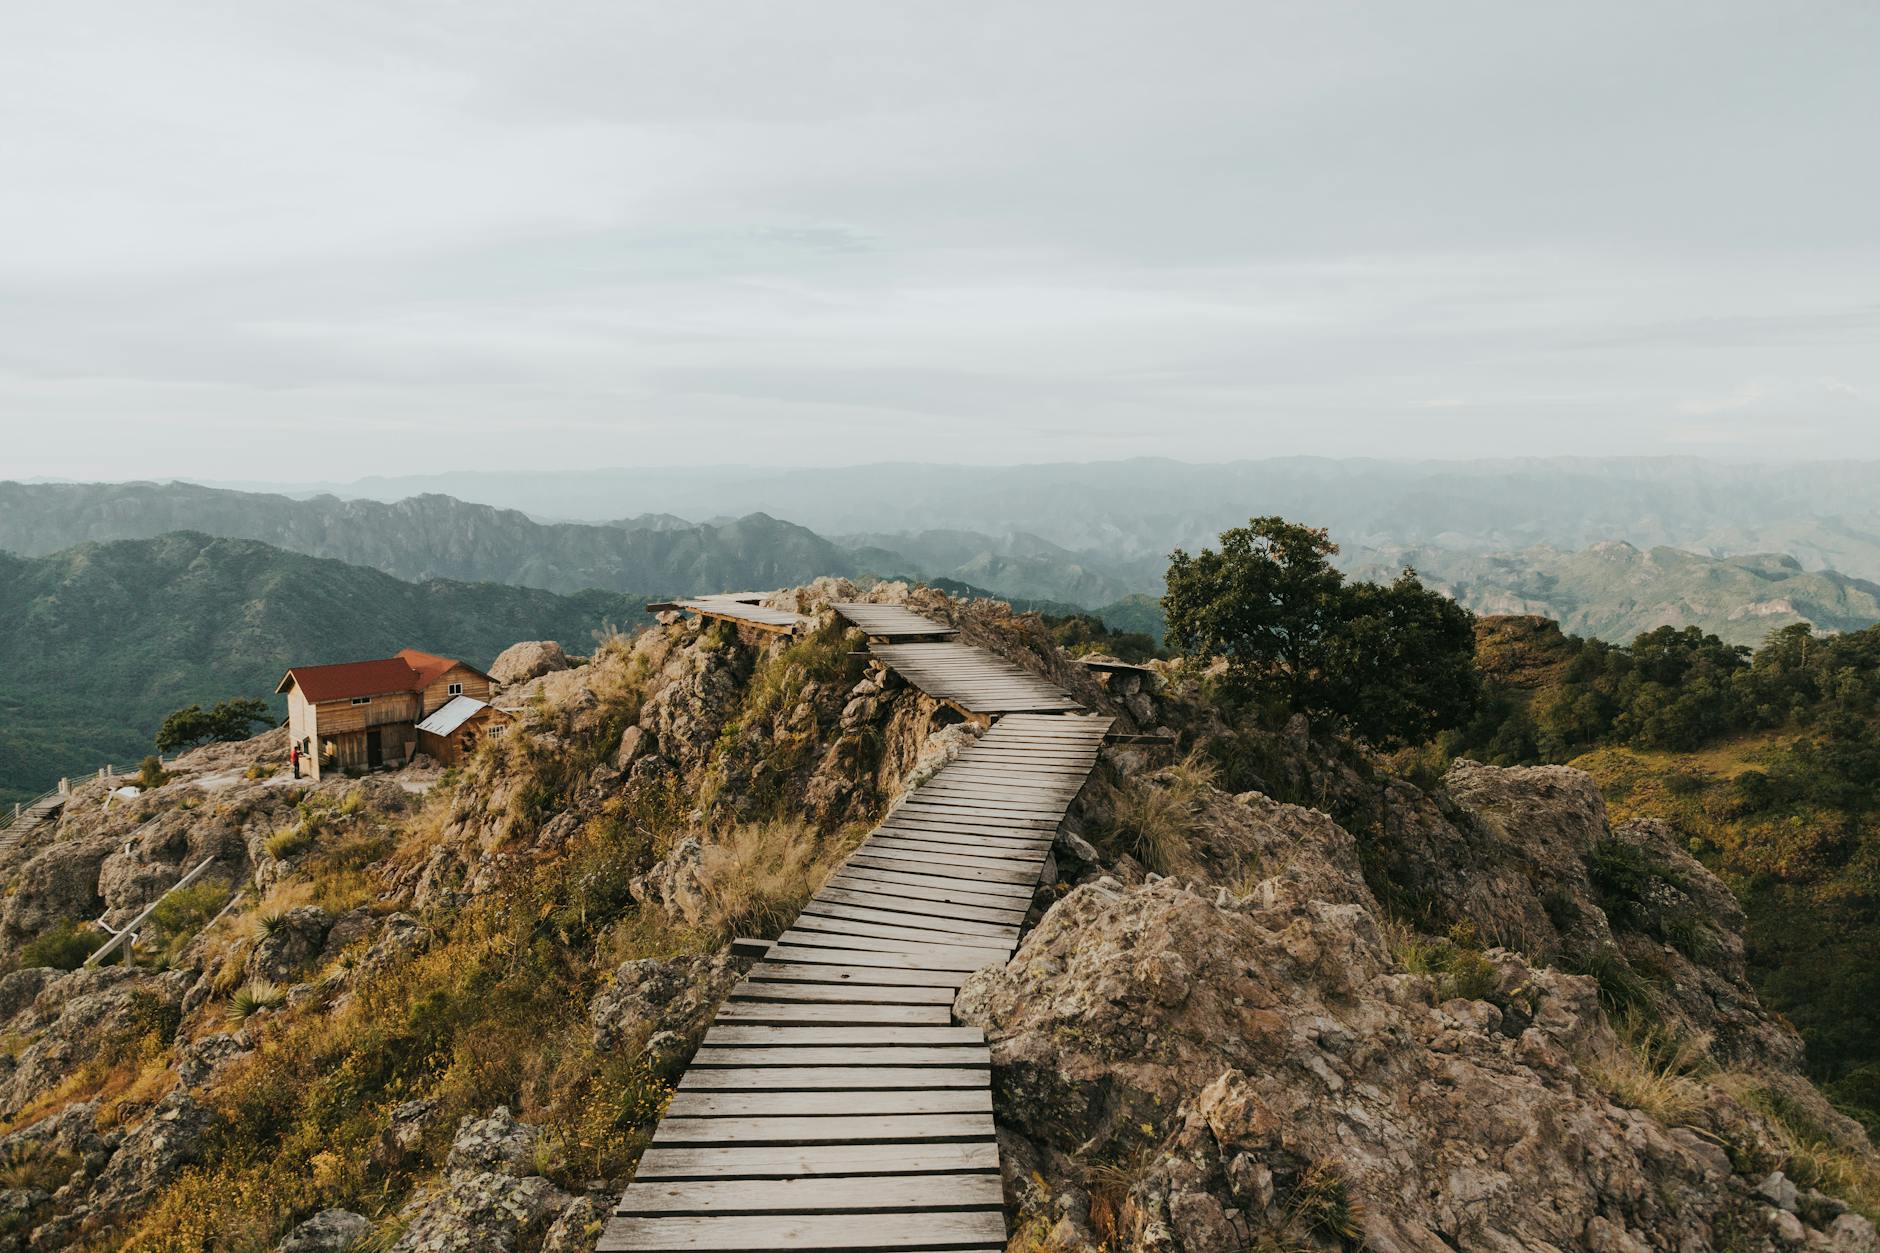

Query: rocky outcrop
<box><xmin>588</xmin><ymin>952</ymin><xmax>737</xmax><ymax>1053</ymax></box>
<box><xmin>275</xmin><ymin>1208</ymin><xmax>372</xmax><ymax>1252</ymax></box>
<box><xmin>387</xmin><ymin>1109</ymin><xmax>579</xmax><ymax>1253</ymax></box>
<box><xmin>959</xmin><ymin>871</ymin><xmax>1861</xmax><ymax>1251</ymax></box>
<box><xmin>489</xmin><ymin>640</ymin><xmax>573</xmax><ymax>687</ymax></box>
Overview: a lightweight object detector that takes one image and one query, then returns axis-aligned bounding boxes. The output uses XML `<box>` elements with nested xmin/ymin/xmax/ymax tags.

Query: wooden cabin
<box><xmin>276</xmin><ymin>648</ymin><xmax>495</xmax><ymax>780</ymax></box>
<box><xmin>415</xmin><ymin>694</ymin><xmax>513</xmax><ymax>766</ymax></box>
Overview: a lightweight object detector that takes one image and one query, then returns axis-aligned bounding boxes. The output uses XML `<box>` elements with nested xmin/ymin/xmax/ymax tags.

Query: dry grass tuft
<box><xmin>1583</xmin><ymin>1009</ymin><xmax>1712</xmax><ymax>1126</ymax></box>
<box><xmin>692</xmin><ymin>821</ymin><xmax>826</xmax><ymax>941</ymax></box>
<box><xmin>1109</xmin><ymin>751</ymin><xmax>1217</xmax><ymax>874</ymax></box>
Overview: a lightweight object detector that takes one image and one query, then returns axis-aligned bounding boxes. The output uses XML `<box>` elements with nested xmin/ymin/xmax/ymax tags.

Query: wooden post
<box><xmin>58</xmin><ymin>778</ymin><xmax>70</xmax><ymax>796</ymax></box>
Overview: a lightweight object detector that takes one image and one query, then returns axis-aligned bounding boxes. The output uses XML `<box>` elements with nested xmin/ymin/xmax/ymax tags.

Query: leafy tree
<box><xmin>1163</xmin><ymin>517</ymin><xmax>1345</xmax><ymax>713</ymax></box>
<box><xmin>1319</xmin><ymin>571</ymin><xmax>1481</xmax><ymax>747</ymax></box>
<box><xmin>155</xmin><ymin>697</ymin><xmax>273</xmax><ymax>753</ymax></box>
<box><xmin>1164</xmin><ymin>517</ymin><xmax>1478</xmax><ymax>745</ymax></box>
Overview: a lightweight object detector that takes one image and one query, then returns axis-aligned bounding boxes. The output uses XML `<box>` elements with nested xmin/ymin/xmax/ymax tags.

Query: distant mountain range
<box><xmin>205</xmin><ymin>456</ymin><xmax>1880</xmax><ymax>584</ymax></box>
<box><xmin>6</xmin><ymin>471</ymin><xmax>1880</xmax><ymax>799</ymax></box>
<box><xmin>0</xmin><ymin>532</ymin><xmax>648</xmax><ymax>804</ymax></box>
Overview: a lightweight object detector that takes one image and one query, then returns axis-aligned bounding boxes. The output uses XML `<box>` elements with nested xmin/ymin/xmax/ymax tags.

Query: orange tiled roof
<box><xmin>275</xmin><ymin>650</ymin><xmax>490</xmax><ymax>703</ymax></box>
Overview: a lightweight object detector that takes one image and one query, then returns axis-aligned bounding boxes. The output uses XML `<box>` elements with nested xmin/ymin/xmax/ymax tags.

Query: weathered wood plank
<box><xmin>599</xmin><ymin>1208</ymin><xmax>1008</xmax><ymax>1250</ymax></box>
<box><xmin>663</xmin><ymin>1088</ymin><xmax>991</xmax><ymax>1119</ymax></box>
<box><xmin>776</xmin><ymin>925</ymin><xmax>1013</xmax><ymax>960</ymax></box>
<box><xmin>728</xmin><ymin>979</ymin><xmax>955</xmax><ymax>1005</ymax></box>
<box><xmin>845</xmin><ymin>851</ymin><xmax>1040</xmax><ymax>885</ymax></box>
<box><xmin>703</xmin><ymin>1024</ymin><xmax>984</xmax><ymax>1047</ymax></box>
<box><xmin>632</xmin><ymin>1140</ymin><xmax>1000</xmax><ymax>1179</ymax></box>
<box><xmin>651</xmin><ymin>1111</ymin><xmax>996</xmax><ymax>1146</ymax></box>
<box><xmin>713</xmin><ymin>1000</ymin><xmax>955</xmax><ymax>1026</ymax></box>
<box><xmin>676</xmin><ymin>1066</ymin><xmax>988</xmax><ymax>1091</ymax></box>
<box><xmin>615</xmin><ymin>1169</ymin><xmax>1003</xmax><ymax>1215</ymax></box>
<box><xmin>800</xmin><ymin>898</ymin><xmax>1022</xmax><ymax>937</ymax></box>
<box><xmin>745</xmin><ymin>959</ymin><xmax>974</xmax><ymax>988</ymax></box>
<box><xmin>811</xmin><ymin>884</ymin><xmax>1028</xmax><ymax>925</ymax></box>
<box><xmin>688</xmin><ymin>1045</ymin><xmax>988</xmax><ymax>1068</ymax></box>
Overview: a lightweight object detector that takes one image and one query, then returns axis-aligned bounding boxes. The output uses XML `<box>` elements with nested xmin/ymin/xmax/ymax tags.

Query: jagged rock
<box><xmin>613</xmin><ymin>725</ymin><xmax>651</xmax><ymax>772</ymax></box>
<box><xmin>0</xmin><ymin>970</ymin><xmax>188</xmax><ymax>1118</ymax></box>
<box><xmin>540</xmin><ymin>1196</ymin><xmax>605</xmax><ymax>1252</ymax></box>
<box><xmin>321</xmin><ymin>907</ymin><xmax>378</xmax><ymax>957</ymax></box>
<box><xmin>0</xmin><ymin>970</ymin><xmax>56</xmax><ymax>1027</ymax></box>
<box><xmin>357</xmin><ymin>914</ymin><xmax>429</xmax><ymax>973</ymax></box>
<box><xmin>955</xmin><ymin>873</ymin><xmax>1802</xmax><ymax>1250</ymax></box>
<box><xmin>1759</xmin><ymin>1169</ymin><xmax>1800</xmax><ymax>1212</ymax></box>
<box><xmin>388</xmin><ymin>1109</ymin><xmax>569</xmax><ymax>1252</ymax></box>
<box><xmin>627</xmin><ymin>839</ymin><xmax>707</xmax><ymax>928</ymax></box>
<box><xmin>445</xmin><ymin>1107</ymin><xmax>535</xmax><ymax>1175</ymax></box>
<box><xmin>387</xmin><ymin>1172</ymin><xmax>566</xmax><ymax>1253</ymax></box>
<box><xmin>274</xmin><ymin>1208</ymin><xmax>372</xmax><ymax>1252</ymax></box>
<box><xmin>589</xmin><ymin>953</ymin><xmax>736</xmax><ymax>1052</ymax></box>
<box><xmin>371</xmin><ymin>1098</ymin><xmax>438</xmax><ymax>1172</ymax></box>
<box><xmin>175</xmin><ymin>1032</ymin><xmax>250</xmax><ymax>1089</ymax></box>
<box><xmin>80</xmin><ymin>1090</ymin><xmax>213</xmax><ymax>1226</ymax></box>
<box><xmin>248</xmin><ymin>907</ymin><xmax>333</xmax><ymax>982</ymax></box>
<box><xmin>1830</xmin><ymin>1213</ymin><xmax>1879</xmax><ymax>1252</ymax></box>
<box><xmin>636</xmin><ymin>643</ymin><xmax>746</xmax><ymax>777</ymax></box>
<box><xmin>490</xmin><ymin>641</ymin><xmax>572</xmax><ymax>687</ymax></box>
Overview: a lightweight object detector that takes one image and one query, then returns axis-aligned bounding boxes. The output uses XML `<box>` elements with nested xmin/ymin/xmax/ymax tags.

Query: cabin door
<box><xmin>367</xmin><ymin>729</ymin><xmax>384</xmax><ymax>769</ymax></box>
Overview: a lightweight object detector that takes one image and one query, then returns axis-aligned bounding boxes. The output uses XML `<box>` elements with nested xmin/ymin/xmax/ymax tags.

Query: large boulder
<box><xmin>589</xmin><ymin>952</ymin><xmax>736</xmax><ymax>1053</ymax></box>
<box><xmin>489</xmin><ymin>641</ymin><xmax>573</xmax><ymax>687</ymax></box>
<box><xmin>274</xmin><ymin>1208</ymin><xmax>371</xmax><ymax>1252</ymax></box>
<box><xmin>387</xmin><ymin>1109</ymin><xmax>578</xmax><ymax>1253</ymax></box>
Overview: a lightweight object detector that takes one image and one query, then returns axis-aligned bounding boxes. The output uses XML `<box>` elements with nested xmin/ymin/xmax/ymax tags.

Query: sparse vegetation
<box><xmin>14</xmin><ymin>918</ymin><xmax>104</xmax><ymax>971</ymax></box>
<box><xmin>1583</xmin><ymin>1009</ymin><xmax>1713</xmax><ymax>1125</ymax></box>
<box><xmin>1104</xmin><ymin>752</ymin><xmax>1218</xmax><ymax>873</ymax></box>
<box><xmin>227</xmin><ymin>978</ymin><xmax>285</xmax><ymax>1021</ymax></box>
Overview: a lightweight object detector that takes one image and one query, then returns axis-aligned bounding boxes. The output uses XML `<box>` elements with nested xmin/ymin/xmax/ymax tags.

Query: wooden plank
<box><xmin>746</xmin><ymin>959</ymin><xmax>974</xmax><ymax>987</ymax></box>
<box><xmin>677</xmin><ymin>1067</ymin><xmax>988</xmax><ymax>1092</ymax></box>
<box><xmin>846</xmin><ymin>850</ymin><xmax>1040</xmax><ymax>885</ymax></box>
<box><xmin>828</xmin><ymin>866</ymin><xmax>1035</xmax><ymax>905</ymax></box>
<box><xmin>776</xmin><ymin>926</ymin><xmax>1012</xmax><ymax>960</ymax></box>
<box><xmin>861</xmin><ymin>835</ymin><xmax>1041</xmax><ymax>865</ymax></box>
<box><xmin>703</xmin><ymin>1024</ymin><xmax>984</xmax><ymax>1048</ymax></box>
<box><xmin>598</xmin><ymin>1208</ymin><xmax>1008</xmax><ymax>1250</ymax></box>
<box><xmin>688</xmin><ymin>1045</ymin><xmax>988</xmax><ymax>1068</ymax></box>
<box><xmin>651</xmin><ymin>1112</ymin><xmax>996</xmax><ymax>1146</ymax></box>
<box><xmin>663</xmin><ymin>1089</ymin><xmax>991</xmax><ymax>1119</ymax></box>
<box><xmin>763</xmin><ymin>943</ymin><xmax>1004</xmax><ymax>971</ymax></box>
<box><xmin>713</xmin><ymin>1001</ymin><xmax>954</xmax><ymax>1026</ymax></box>
<box><xmin>727</xmin><ymin>979</ymin><xmax>958</xmax><ymax>1005</ymax></box>
<box><xmin>801</xmin><ymin>898</ymin><xmax>1022</xmax><ymax>937</ymax></box>
<box><xmin>784</xmin><ymin>915</ymin><xmax>1015</xmax><ymax>953</ymax></box>
<box><xmin>616</xmin><ymin>1169</ymin><xmax>1002</xmax><ymax>1215</ymax></box>
<box><xmin>812</xmin><ymin>884</ymin><xmax>1028</xmax><ymax>925</ymax></box>
<box><xmin>632</xmin><ymin>1140</ymin><xmax>1000</xmax><ymax>1179</ymax></box>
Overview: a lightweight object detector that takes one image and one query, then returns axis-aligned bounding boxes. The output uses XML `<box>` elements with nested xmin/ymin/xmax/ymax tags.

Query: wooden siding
<box><xmin>421</xmin><ymin>666</ymin><xmax>492</xmax><ymax>716</ymax></box>
<box><xmin>310</xmin><ymin>692</ymin><xmax>422</xmax><ymax>735</ymax></box>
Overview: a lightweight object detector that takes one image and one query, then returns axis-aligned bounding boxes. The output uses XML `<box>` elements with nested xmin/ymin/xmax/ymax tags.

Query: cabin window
<box><xmin>351</xmin><ymin>697</ymin><xmax>371</xmax><ymax>706</ymax></box>
<box><xmin>488</xmin><ymin>725</ymin><xmax>506</xmax><ymax>739</ymax></box>
<box><xmin>447</xmin><ymin>682</ymin><xmax>463</xmax><ymax>697</ymax></box>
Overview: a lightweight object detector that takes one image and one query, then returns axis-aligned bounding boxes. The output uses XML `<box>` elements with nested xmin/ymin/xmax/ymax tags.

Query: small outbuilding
<box><xmin>415</xmin><ymin>695</ymin><xmax>513</xmax><ymax>766</ymax></box>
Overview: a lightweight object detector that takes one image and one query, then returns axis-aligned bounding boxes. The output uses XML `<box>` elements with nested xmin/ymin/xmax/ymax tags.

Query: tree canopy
<box><xmin>155</xmin><ymin>698</ymin><xmax>274</xmax><ymax>754</ymax></box>
<box><xmin>1163</xmin><ymin>516</ymin><xmax>1478</xmax><ymax>746</ymax></box>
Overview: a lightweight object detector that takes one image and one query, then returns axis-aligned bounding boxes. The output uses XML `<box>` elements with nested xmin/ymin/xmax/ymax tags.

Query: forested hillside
<box><xmin>0</xmin><ymin>533</ymin><xmax>646</xmax><ymax>804</ymax></box>
<box><xmin>1403</xmin><ymin>615</ymin><xmax>1880</xmax><ymax>1128</ymax></box>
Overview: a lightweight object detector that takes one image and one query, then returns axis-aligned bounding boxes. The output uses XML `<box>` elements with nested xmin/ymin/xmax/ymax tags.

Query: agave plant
<box><xmin>227</xmin><ymin>978</ymin><xmax>285</xmax><ymax>1022</ymax></box>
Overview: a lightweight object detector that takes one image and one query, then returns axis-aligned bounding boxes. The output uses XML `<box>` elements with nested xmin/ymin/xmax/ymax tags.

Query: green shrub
<box><xmin>16</xmin><ymin>920</ymin><xmax>104</xmax><ymax>971</ymax></box>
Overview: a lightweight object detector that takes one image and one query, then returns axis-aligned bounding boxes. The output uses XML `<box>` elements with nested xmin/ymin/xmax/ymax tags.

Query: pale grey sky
<box><xmin>1</xmin><ymin>2</ymin><xmax>1876</xmax><ymax>481</ymax></box>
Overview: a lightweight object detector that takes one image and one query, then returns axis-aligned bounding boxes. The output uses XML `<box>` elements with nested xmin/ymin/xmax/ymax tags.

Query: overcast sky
<box><xmin>2</xmin><ymin>2</ymin><xmax>1876</xmax><ymax>482</ymax></box>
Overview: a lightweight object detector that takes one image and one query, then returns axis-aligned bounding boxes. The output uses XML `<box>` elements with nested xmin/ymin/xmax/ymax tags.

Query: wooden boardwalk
<box><xmin>868</xmin><ymin>643</ymin><xmax>1083</xmax><ymax>716</ymax></box>
<box><xmin>601</xmin><ymin>713</ymin><xmax>1112</xmax><ymax>1252</ymax></box>
<box><xmin>830</xmin><ymin>603</ymin><xmax>960</xmax><ymax>642</ymax></box>
<box><xmin>650</xmin><ymin>594</ymin><xmax>807</xmax><ymax>636</ymax></box>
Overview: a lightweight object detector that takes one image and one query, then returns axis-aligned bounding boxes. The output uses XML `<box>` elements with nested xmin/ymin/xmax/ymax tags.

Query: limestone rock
<box><xmin>489</xmin><ymin>640</ymin><xmax>572</xmax><ymax>687</ymax></box>
<box><xmin>248</xmin><ymin>906</ymin><xmax>333</xmax><ymax>983</ymax></box>
<box><xmin>275</xmin><ymin>1208</ymin><xmax>372</xmax><ymax>1252</ymax></box>
<box><xmin>589</xmin><ymin>953</ymin><xmax>736</xmax><ymax>1053</ymax></box>
<box><xmin>627</xmin><ymin>838</ymin><xmax>707</xmax><ymax>928</ymax></box>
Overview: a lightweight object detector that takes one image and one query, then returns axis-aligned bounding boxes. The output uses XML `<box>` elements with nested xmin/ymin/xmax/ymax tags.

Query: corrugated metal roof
<box><xmin>416</xmin><ymin>695</ymin><xmax>491</xmax><ymax>736</ymax></box>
